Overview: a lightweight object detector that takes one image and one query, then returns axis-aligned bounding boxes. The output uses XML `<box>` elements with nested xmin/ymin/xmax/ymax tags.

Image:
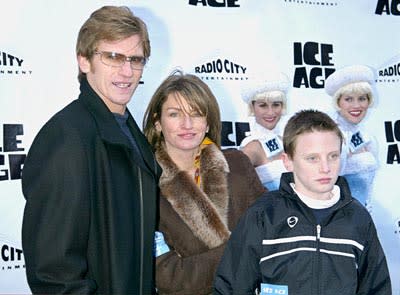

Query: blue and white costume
<box><xmin>335</xmin><ymin>112</ymin><xmax>379</xmax><ymax>207</ymax></box>
<box><xmin>240</xmin><ymin>119</ymin><xmax>287</xmax><ymax>191</ymax></box>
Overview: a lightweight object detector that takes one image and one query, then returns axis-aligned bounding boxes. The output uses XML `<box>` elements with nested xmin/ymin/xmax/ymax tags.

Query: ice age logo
<box><xmin>385</xmin><ymin>120</ymin><xmax>400</xmax><ymax>164</ymax></box>
<box><xmin>188</xmin><ymin>0</ymin><xmax>240</xmax><ymax>7</ymax></box>
<box><xmin>262</xmin><ymin>136</ymin><xmax>283</xmax><ymax>158</ymax></box>
<box><xmin>293</xmin><ymin>42</ymin><xmax>335</xmax><ymax>89</ymax></box>
<box><xmin>0</xmin><ymin>124</ymin><xmax>26</xmax><ymax>181</ymax></box>
<box><xmin>260</xmin><ymin>283</ymin><xmax>288</xmax><ymax>295</ymax></box>
<box><xmin>265</xmin><ymin>138</ymin><xmax>279</xmax><ymax>152</ymax></box>
<box><xmin>375</xmin><ymin>0</ymin><xmax>400</xmax><ymax>15</ymax></box>
<box><xmin>349</xmin><ymin>131</ymin><xmax>369</xmax><ymax>153</ymax></box>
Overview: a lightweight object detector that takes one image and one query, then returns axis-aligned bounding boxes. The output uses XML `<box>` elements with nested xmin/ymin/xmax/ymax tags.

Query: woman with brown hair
<box><xmin>143</xmin><ymin>70</ymin><xmax>265</xmax><ymax>294</ymax></box>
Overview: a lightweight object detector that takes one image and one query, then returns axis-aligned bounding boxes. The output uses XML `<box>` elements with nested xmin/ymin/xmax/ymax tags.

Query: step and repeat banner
<box><xmin>1</xmin><ymin>0</ymin><xmax>399</xmax><ymax>293</ymax></box>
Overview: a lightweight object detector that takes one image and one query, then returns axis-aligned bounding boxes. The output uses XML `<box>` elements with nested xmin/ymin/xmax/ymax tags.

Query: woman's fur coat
<box><xmin>155</xmin><ymin>143</ymin><xmax>265</xmax><ymax>295</ymax></box>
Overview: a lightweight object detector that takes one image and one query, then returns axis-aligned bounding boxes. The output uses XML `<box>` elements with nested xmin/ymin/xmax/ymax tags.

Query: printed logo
<box><xmin>265</xmin><ymin>138</ymin><xmax>280</xmax><ymax>153</ymax></box>
<box><xmin>375</xmin><ymin>0</ymin><xmax>400</xmax><ymax>15</ymax></box>
<box><xmin>283</xmin><ymin>0</ymin><xmax>338</xmax><ymax>7</ymax></box>
<box><xmin>384</xmin><ymin>120</ymin><xmax>400</xmax><ymax>164</ymax></box>
<box><xmin>348</xmin><ymin>131</ymin><xmax>369</xmax><ymax>153</ymax></box>
<box><xmin>351</xmin><ymin>132</ymin><xmax>364</xmax><ymax>148</ymax></box>
<box><xmin>154</xmin><ymin>231</ymin><xmax>170</xmax><ymax>257</ymax></box>
<box><xmin>262</xmin><ymin>136</ymin><xmax>284</xmax><ymax>158</ymax></box>
<box><xmin>0</xmin><ymin>50</ymin><xmax>32</xmax><ymax>76</ymax></box>
<box><xmin>377</xmin><ymin>54</ymin><xmax>400</xmax><ymax>83</ymax></box>
<box><xmin>292</xmin><ymin>42</ymin><xmax>335</xmax><ymax>89</ymax></box>
<box><xmin>287</xmin><ymin>216</ymin><xmax>298</xmax><ymax>228</ymax></box>
<box><xmin>260</xmin><ymin>283</ymin><xmax>288</xmax><ymax>295</ymax></box>
<box><xmin>0</xmin><ymin>236</ymin><xmax>25</xmax><ymax>272</ymax></box>
<box><xmin>194</xmin><ymin>58</ymin><xmax>249</xmax><ymax>82</ymax></box>
<box><xmin>188</xmin><ymin>0</ymin><xmax>240</xmax><ymax>7</ymax></box>
<box><xmin>394</xmin><ymin>217</ymin><xmax>400</xmax><ymax>235</ymax></box>
<box><xmin>0</xmin><ymin>124</ymin><xmax>26</xmax><ymax>181</ymax></box>
<box><xmin>221</xmin><ymin>121</ymin><xmax>249</xmax><ymax>148</ymax></box>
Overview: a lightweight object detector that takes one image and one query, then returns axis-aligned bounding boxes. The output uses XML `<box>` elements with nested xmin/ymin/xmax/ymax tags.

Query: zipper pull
<box><xmin>316</xmin><ymin>224</ymin><xmax>321</xmax><ymax>240</ymax></box>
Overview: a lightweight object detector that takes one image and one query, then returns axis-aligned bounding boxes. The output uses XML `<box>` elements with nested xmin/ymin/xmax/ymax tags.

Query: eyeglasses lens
<box><xmin>97</xmin><ymin>51</ymin><xmax>146</xmax><ymax>70</ymax></box>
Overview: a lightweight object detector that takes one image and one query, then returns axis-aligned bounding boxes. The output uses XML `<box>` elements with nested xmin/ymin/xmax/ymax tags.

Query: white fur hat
<box><xmin>242</xmin><ymin>72</ymin><xmax>290</xmax><ymax>104</ymax></box>
<box><xmin>325</xmin><ymin>65</ymin><xmax>375</xmax><ymax>96</ymax></box>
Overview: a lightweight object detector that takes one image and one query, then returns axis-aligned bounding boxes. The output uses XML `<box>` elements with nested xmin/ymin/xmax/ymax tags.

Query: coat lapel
<box><xmin>156</xmin><ymin>144</ymin><xmax>230</xmax><ymax>248</ymax></box>
<box><xmin>126</xmin><ymin>112</ymin><xmax>160</xmax><ymax>177</ymax></box>
<box><xmin>79</xmin><ymin>79</ymin><xmax>159</xmax><ymax>177</ymax></box>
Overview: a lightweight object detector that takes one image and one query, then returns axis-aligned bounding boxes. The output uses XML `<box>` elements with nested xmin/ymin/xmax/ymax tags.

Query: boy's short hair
<box><xmin>283</xmin><ymin>109</ymin><xmax>343</xmax><ymax>158</ymax></box>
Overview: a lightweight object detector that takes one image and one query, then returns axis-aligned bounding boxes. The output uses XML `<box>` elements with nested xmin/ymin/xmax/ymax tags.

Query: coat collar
<box><xmin>79</xmin><ymin>78</ymin><xmax>128</xmax><ymax>146</ymax></box>
<box><xmin>280</xmin><ymin>172</ymin><xmax>353</xmax><ymax>204</ymax></box>
<box><xmin>156</xmin><ymin>143</ymin><xmax>231</xmax><ymax>248</ymax></box>
<box><xmin>79</xmin><ymin>78</ymin><xmax>159</xmax><ymax>177</ymax></box>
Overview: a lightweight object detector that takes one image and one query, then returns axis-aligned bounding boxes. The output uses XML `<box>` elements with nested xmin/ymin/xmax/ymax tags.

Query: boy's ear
<box><xmin>281</xmin><ymin>152</ymin><xmax>294</xmax><ymax>172</ymax></box>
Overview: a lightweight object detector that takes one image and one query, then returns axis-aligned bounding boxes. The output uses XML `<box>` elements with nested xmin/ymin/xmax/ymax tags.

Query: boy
<box><xmin>214</xmin><ymin>109</ymin><xmax>391</xmax><ymax>295</ymax></box>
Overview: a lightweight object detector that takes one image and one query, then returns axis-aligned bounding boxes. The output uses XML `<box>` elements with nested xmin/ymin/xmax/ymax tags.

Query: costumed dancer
<box><xmin>239</xmin><ymin>73</ymin><xmax>289</xmax><ymax>191</ymax></box>
<box><xmin>325</xmin><ymin>64</ymin><xmax>379</xmax><ymax>209</ymax></box>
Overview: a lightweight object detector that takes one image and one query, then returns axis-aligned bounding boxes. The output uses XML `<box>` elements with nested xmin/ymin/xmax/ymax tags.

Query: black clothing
<box><xmin>214</xmin><ymin>172</ymin><xmax>392</xmax><ymax>295</ymax></box>
<box><xmin>22</xmin><ymin>78</ymin><xmax>160</xmax><ymax>294</ymax></box>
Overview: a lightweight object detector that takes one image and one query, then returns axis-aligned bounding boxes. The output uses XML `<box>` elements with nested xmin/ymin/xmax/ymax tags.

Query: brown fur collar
<box><xmin>156</xmin><ymin>143</ymin><xmax>231</xmax><ymax>248</ymax></box>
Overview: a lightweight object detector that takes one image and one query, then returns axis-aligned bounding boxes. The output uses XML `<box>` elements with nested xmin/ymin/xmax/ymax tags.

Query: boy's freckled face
<box><xmin>282</xmin><ymin>130</ymin><xmax>341</xmax><ymax>200</ymax></box>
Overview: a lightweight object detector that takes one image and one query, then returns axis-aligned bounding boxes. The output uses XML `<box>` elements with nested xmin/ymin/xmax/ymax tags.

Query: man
<box><xmin>214</xmin><ymin>110</ymin><xmax>392</xmax><ymax>294</ymax></box>
<box><xmin>21</xmin><ymin>6</ymin><xmax>160</xmax><ymax>294</ymax></box>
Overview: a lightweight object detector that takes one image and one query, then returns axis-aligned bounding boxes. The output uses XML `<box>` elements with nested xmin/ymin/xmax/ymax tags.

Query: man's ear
<box><xmin>281</xmin><ymin>152</ymin><xmax>293</xmax><ymax>172</ymax></box>
<box><xmin>77</xmin><ymin>55</ymin><xmax>91</xmax><ymax>74</ymax></box>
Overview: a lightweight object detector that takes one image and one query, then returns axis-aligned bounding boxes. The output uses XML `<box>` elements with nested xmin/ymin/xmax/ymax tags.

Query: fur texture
<box><xmin>156</xmin><ymin>143</ymin><xmax>231</xmax><ymax>248</ymax></box>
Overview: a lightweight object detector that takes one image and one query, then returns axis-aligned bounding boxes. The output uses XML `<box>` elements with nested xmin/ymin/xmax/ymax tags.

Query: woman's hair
<box><xmin>76</xmin><ymin>6</ymin><xmax>150</xmax><ymax>82</ymax></box>
<box><xmin>283</xmin><ymin>109</ymin><xmax>343</xmax><ymax>158</ymax></box>
<box><xmin>333</xmin><ymin>81</ymin><xmax>373</xmax><ymax>110</ymax></box>
<box><xmin>248</xmin><ymin>90</ymin><xmax>286</xmax><ymax>116</ymax></box>
<box><xmin>143</xmin><ymin>69</ymin><xmax>222</xmax><ymax>148</ymax></box>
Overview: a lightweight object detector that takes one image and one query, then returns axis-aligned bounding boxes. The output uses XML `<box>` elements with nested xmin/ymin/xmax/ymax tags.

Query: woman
<box><xmin>143</xmin><ymin>70</ymin><xmax>265</xmax><ymax>295</ymax></box>
<box><xmin>325</xmin><ymin>64</ymin><xmax>379</xmax><ymax>209</ymax></box>
<box><xmin>239</xmin><ymin>74</ymin><xmax>289</xmax><ymax>191</ymax></box>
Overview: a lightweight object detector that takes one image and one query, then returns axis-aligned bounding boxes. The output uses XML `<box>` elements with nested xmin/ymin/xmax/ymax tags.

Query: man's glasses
<box><xmin>94</xmin><ymin>51</ymin><xmax>147</xmax><ymax>70</ymax></box>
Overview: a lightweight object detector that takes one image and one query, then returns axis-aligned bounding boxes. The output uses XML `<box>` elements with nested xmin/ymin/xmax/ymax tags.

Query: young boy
<box><xmin>214</xmin><ymin>109</ymin><xmax>392</xmax><ymax>295</ymax></box>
